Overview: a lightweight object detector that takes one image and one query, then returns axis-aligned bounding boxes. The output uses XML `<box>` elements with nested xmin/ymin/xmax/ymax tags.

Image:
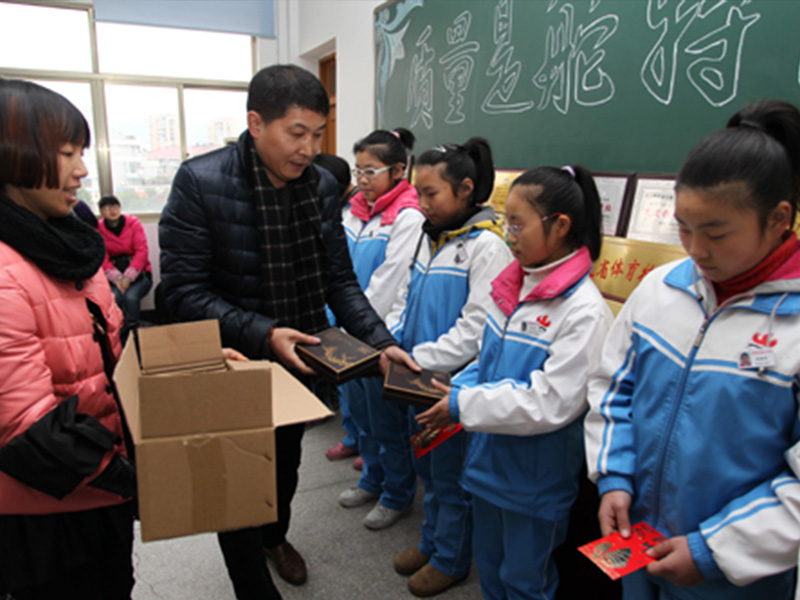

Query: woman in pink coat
<box><xmin>0</xmin><ymin>79</ymin><xmax>136</xmax><ymax>599</ymax></box>
<box><xmin>98</xmin><ymin>194</ymin><xmax>153</xmax><ymax>327</ymax></box>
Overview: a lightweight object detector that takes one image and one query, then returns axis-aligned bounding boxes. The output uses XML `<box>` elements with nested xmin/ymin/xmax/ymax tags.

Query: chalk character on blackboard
<box><xmin>440</xmin><ymin>10</ymin><xmax>479</xmax><ymax>125</ymax></box>
<box><xmin>641</xmin><ymin>0</ymin><xmax>761</xmax><ymax>107</ymax></box>
<box><xmin>481</xmin><ymin>0</ymin><xmax>533</xmax><ymax>115</ymax></box>
<box><xmin>408</xmin><ymin>25</ymin><xmax>435</xmax><ymax>129</ymax></box>
<box><xmin>387</xmin><ymin>138</ymin><xmax>513</xmax><ymax>596</ymax></box>
<box><xmin>334</xmin><ymin>128</ymin><xmax>426</xmax><ymax>531</ymax></box>
<box><xmin>533</xmin><ymin>1</ymin><xmax>619</xmax><ymax>114</ymax></box>
<box><xmin>586</xmin><ymin>99</ymin><xmax>800</xmax><ymax>600</ymax></box>
<box><xmin>415</xmin><ymin>164</ymin><xmax>613</xmax><ymax>600</ymax></box>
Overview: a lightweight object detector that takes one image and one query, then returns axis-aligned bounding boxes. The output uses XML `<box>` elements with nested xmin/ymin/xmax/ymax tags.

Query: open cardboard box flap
<box><xmin>226</xmin><ymin>359</ymin><xmax>333</xmax><ymax>427</ymax></box>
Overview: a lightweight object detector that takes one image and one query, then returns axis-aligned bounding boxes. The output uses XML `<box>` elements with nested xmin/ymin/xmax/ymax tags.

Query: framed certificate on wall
<box><xmin>592</xmin><ymin>172</ymin><xmax>634</xmax><ymax>237</ymax></box>
<box><xmin>624</xmin><ymin>174</ymin><xmax>680</xmax><ymax>246</ymax></box>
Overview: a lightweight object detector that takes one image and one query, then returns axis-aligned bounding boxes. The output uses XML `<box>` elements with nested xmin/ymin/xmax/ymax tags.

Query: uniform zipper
<box><xmin>651</xmin><ymin>315</ymin><xmax>708</xmax><ymax>524</ymax></box>
<box><xmin>649</xmin><ymin>288</ymin><xmax>754</xmax><ymax>523</ymax></box>
<box><xmin>490</xmin><ymin>305</ymin><xmax>517</xmax><ymax>381</ymax></box>
<box><xmin>404</xmin><ymin>239</ymin><xmax>436</xmax><ymax>345</ymax></box>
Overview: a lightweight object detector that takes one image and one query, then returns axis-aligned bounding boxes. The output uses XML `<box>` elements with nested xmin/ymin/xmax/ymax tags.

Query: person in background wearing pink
<box><xmin>98</xmin><ymin>195</ymin><xmax>152</xmax><ymax>328</ymax></box>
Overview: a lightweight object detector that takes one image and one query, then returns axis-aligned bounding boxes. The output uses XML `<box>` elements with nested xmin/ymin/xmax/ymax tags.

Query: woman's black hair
<box><xmin>416</xmin><ymin>137</ymin><xmax>495</xmax><ymax>205</ymax></box>
<box><xmin>509</xmin><ymin>165</ymin><xmax>603</xmax><ymax>260</ymax></box>
<box><xmin>352</xmin><ymin>127</ymin><xmax>415</xmax><ymax>168</ymax></box>
<box><xmin>677</xmin><ymin>99</ymin><xmax>800</xmax><ymax>228</ymax></box>
<box><xmin>0</xmin><ymin>78</ymin><xmax>90</xmax><ymax>190</ymax></box>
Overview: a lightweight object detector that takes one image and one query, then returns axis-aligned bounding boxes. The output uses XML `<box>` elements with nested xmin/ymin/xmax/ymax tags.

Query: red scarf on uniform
<box><xmin>348</xmin><ymin>179</ymin><xmax>420</xmax><ymax>226</ymax></box>
<box><xmin>713</xmin><ymin>231</ymin><xmax>797</xmax><ymax>304</ymax></box>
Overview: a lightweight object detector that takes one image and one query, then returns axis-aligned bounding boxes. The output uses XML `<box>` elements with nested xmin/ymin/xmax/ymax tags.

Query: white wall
<box><xmin>282</xmin><ymin>0</ymin><xmax>383</xmax><ymax>161</ymax></box>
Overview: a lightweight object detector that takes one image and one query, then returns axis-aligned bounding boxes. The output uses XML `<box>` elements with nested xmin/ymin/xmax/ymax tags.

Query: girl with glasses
<box><xmin>416</xmin><ymin>164</ymin><xmax>611</xmax><ymax>599</ymax></box>
<box><xmin>331</xmin><ymin>128</ymin><xmax>426</xmax><ymax>533</ymax></box>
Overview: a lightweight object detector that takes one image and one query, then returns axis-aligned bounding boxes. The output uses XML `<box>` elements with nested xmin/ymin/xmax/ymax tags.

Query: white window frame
<box><xmin>0</xmin><ymin>0</ymin><xmax>254</xmax><ymax>213</ymax></box>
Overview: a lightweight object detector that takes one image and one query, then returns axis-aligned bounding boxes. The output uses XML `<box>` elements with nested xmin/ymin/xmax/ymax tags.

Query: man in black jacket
<box><xmin>159</xmin><ymin>64</ymin><xmax>413</xmax><ymax>600</ymax></box>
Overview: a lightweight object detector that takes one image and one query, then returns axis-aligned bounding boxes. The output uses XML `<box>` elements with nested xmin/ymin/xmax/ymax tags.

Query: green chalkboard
<box><xmin>374</xmin><ymin>0</ymin><xmax>800</xmax><ymax>173</ymax></box>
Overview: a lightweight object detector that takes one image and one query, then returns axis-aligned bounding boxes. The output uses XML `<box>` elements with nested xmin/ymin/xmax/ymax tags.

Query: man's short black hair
<box><xmin>247</xmin><ymin>64</ymin><xmax>330</xmax><ymax>124</ymax></box>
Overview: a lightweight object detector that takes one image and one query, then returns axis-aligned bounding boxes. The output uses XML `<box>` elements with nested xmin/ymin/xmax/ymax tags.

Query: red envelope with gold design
<box><xmin>578</xmin><ymin>522</ymin><xmax>666</xmax><ymax>580</ymax></box>
<box><xmin>410</xmin><ymin>424</ymin><xmax>463</xmax><ymax>458</ymax></box>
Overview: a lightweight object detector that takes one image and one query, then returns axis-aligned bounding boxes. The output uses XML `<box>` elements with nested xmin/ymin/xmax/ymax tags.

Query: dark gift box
<box><xmin>296</xmin><ymin>327</ymin><xmax>381</xmax><ymax>383</ymax></box>
<box><xmin>383</xmin><ymin>362</ymin><xmax>451</xmax><ymax>408</ymax></box>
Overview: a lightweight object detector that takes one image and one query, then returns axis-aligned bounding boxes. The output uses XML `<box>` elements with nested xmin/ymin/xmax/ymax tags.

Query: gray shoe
<box><xmin>363</xmin><ymin>502</ymin><xmax>412</xmax><ymax>530</ymax></box>
<box><xmin>338</xmin><ymin>486</ymin><xmax>379</xmax><ymax>508</ymax></box>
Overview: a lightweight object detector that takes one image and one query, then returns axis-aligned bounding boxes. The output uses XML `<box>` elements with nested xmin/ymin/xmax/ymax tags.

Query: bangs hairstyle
<box><xmin>416</xmin><ymin>137</ymin><xmax>495</xmax><ymax>205</ymax></box>
<box><xmin>353</xmin><ymin>127</ymin><xmax>415</xmax><ymax>167</ymax></box>
<box><xmin>247</xmin><ymin>64</ymin><xmax>329</xmax><ymax>124</ymax></box>
<box><xmin>510</xmin><ymin>165</ymin><xmax>603</xmax><ymax>260</ymax></box>
<box><xmin>0</xmin><ymin>79</ymin><xmax>90</xmax><ymax>190</ymax></box>
<box><xmin>677</xmin><ymin>99</ymin><xmax>800</xmax><ymax>228</ymax></box>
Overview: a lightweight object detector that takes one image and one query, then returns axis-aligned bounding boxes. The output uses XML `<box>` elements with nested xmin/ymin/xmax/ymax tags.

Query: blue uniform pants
<box><xmin>472</xmin><ymin>494</ymin><xmax>567</xmax><ymax>600</ymax></box>
<box><xmin>410</xmin><ymin>407</ymin><xmax>472</xmax><ymax>577</ymax></box>
<box><xmin>369</xmin><ymin>388</ymin><xmax>417</xmax><ymax>510</ymax></box>
<box><xmin>337</xmin><ymin>379</ymin><xmax>360</xmax><ymax>452</ymax></box>
<box><xmin>344</xmin><ymin>378</ymin><xmax>417</xmax><ymax>509</ymax></box>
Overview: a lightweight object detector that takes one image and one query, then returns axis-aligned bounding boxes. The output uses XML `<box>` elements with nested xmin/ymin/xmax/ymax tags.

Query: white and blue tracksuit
<box><xmin>450</xmin><ymin>248</ymin><xmax>612</xmax><ymax>599</ymax></box>
<box><xmin>586</xmin><ymin>251</ymin><xmax>800</xmax><ymax>599</ymax></box>
<box><xmin>387</xmin><ymin>206</ymin><xmax>513</xmax><ymax>577</ymax></box>
<box><xmin>338</xmin><ymin>179</ymin><xmax>425</xmax><ymax>509</ymax></box>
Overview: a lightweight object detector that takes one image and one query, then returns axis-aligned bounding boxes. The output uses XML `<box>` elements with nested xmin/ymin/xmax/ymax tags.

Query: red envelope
<box><xmin>410</xmin><ymin>424</ymin><xmax>463</xmax><ymax>458</ymax></box>
<box><xmin>578</xmin><ymin>522</ymin><xmax>667</xmax><ymax>580</ymax></box>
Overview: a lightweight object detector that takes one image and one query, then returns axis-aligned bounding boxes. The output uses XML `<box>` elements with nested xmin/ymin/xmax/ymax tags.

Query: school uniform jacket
<box><xmin>341</xmin><ymin>179</ymin><xmax>424</xmax><ymax>320</ymax></box>
<box><xmin>386</xmin><ymin>206</ymin><xmax>513</xmax><ymax>372</ymax></box>
<box><xmin>585</xmin><ymin>253</ymin><xmax>800</xmax><ymax>586</ymax></box>
<box><xmin>452</xmin><ymin>248</ymin><xmax>612</xmax><ymax>520</ymax></box>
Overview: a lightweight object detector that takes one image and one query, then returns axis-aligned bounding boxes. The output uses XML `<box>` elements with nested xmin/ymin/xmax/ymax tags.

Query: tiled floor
<box><xmin>132</xmin><ymin>413</ymin><xmax>485</xmax><ymax>599</ymax></box>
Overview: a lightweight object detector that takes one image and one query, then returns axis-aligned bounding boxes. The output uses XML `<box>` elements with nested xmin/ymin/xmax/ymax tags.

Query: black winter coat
<box><xmin>158</xmin><ymin>132</ymin><xmax>395</xmax><ymax>359</ymax></box>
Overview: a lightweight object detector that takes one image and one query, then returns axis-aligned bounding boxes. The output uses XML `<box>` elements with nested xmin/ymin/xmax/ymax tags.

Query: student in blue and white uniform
<box><xmin>585</xmin><ymin>99</ymin><xmax>800</xmax><ymax>600</ymax></box>
<box><xmin>418</xmin><ymin>164</ymin><xmax>612</xmax><ymax>599</ymax></box>
<box><xmin>334</xmin><ymin>128</ymin><xmax>425</xmax><ymax>531</ymax></box>
<box><xmin>387</xmin><ymin>138</ymin><xmax>513</xmax><ymax>597</ymax></box>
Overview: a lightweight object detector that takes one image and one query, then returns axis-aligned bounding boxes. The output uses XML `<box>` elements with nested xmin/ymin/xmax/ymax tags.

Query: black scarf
<box><xmin>0</xmin><ymin>195</ymin><xmax>106</xmax><ymax>281</ymax></box>
<box><xmin>246</xmin><ymin>136</ymin><xmax>329</xmax><ymax>333</ymax></box>
<box><xmin>105</xmin><ymin>215</ymin><xmax>126</xmax><ymax>237</ymax></box>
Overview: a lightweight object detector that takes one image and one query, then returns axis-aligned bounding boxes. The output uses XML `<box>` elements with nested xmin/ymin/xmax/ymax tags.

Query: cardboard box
<box><xmin>114</xmin><ymin>320</ymin><xmax>332</xmax><ymax>542</ymax></box>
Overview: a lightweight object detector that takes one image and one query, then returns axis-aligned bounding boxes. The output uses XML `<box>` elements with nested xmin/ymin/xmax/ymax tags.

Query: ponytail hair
<box><xmin>677</xmin><ymin>99</ymin><xmax>800</xmax><ymax>228</ymax></box>
<box><xmin>509</xmin><ymin>165</ymin><xmax>603</xmax><ymax>260</ymax></box>
<box><xmin>353</xmin><ymin>127</ymin><xmax>415</xmax><ymax>168</ymax></box>
<box><xmin>416</xmin><ymin>137</ymin><xmax>495</xmax><ymax>205</ymax></box>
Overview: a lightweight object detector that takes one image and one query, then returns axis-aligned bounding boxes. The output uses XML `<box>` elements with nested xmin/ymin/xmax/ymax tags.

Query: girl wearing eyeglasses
<box><xmin>387</xmin><ymin>138</ymin><xmax>513</xmax><ymax>597</ymax></box>
<box><xmin>416</xmin><ymin>165</ymin><xmax>612</xmax><ymax>599</ymax></box>
<box><xmin>332</xmin><ymin>128</ymin><xmax>426</xmax><ymax>532</ymax></box>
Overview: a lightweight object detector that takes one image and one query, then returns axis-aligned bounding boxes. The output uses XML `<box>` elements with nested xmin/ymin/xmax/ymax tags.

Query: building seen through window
<box><xmin>0</xmin><ymin>2</ymin><xmax>252</xmax><ymax>213</ymax></box>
